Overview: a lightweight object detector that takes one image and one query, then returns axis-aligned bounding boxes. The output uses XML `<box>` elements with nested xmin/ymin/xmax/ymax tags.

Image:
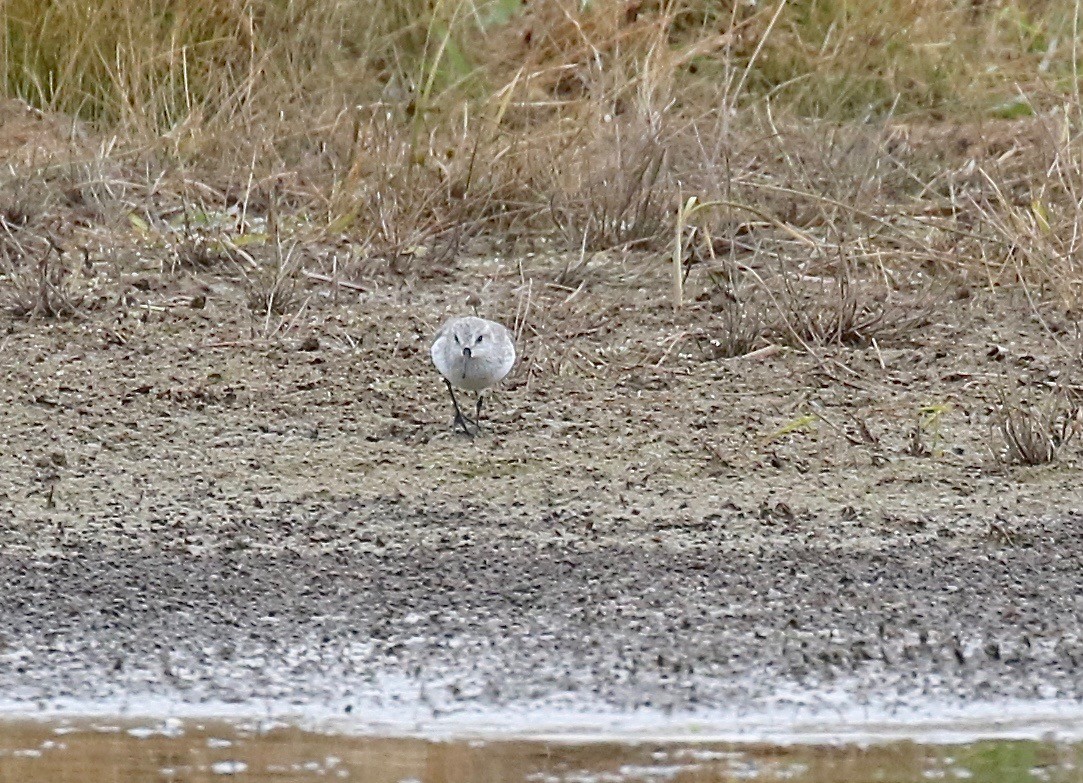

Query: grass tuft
<box><xmin>549</xmin><ymin>124</ymin><xmax>672</xmax><ymax>252</ymax></box>
<box><xmin>770</xmin><ymin>263</ymin><xmax>931</xmax><ymax>348</ymax></box>
<box><xmin>997</xmin><ymin>391</ymin><xmax>1080</xmax><ymax>466</ymax></box>
<box><xmin>242</xmin><ymin>236</ymin><xmax>305</xmax><ymax>322</ymax></box>
<box><xmin>0</xmin><ymin>231</ymin><xmax>86</xmax><ymax>318</ymax></box>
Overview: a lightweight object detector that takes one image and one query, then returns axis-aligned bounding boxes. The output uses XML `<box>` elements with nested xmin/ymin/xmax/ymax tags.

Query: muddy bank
<box><xmin>0</xmin><ymin>498</ymin><xmax>1081</xmax><ymax>719</ymax></box>
<box><xmin>1</xmin><ymin>252</ymin><xmax>1083</xmax><ymax>728</ymax></box>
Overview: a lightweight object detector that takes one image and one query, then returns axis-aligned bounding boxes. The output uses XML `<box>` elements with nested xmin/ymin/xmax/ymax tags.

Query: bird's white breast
<box><xmin>430</xmin><ymin>321</ymin><xmax>516</xmax><ymax>391</ymax></box>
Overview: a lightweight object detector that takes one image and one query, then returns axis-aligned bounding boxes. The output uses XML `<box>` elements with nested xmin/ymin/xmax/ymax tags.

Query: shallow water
<box><xmin>0</xmin><ymin>719</ymin><xmax>1080</xmax><ymax>783</ymax></box>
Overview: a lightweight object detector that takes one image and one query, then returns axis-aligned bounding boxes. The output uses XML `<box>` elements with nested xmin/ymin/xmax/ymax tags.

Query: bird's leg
<box><xmin>473</xmin><ymin>393</ymin><xmax>485</xmax><ymax>432</ymax></box>
<box><xmin>444</xmin><ymin>379</ymin><xmax>475</xmax><ymax>437</ymax></box>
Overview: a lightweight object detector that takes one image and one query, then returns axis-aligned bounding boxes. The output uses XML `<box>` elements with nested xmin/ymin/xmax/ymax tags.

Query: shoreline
<box><xmin>2</xmin><ymin>694</ymin><xmax>1082</xmax><ymax>746</ymax></box>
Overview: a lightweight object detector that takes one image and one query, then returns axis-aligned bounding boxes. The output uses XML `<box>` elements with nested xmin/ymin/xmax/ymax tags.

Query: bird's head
<box><xmin>450</xmin><ymin>319</ymin><xmax>493</xmax><ymax>359</ymax></box>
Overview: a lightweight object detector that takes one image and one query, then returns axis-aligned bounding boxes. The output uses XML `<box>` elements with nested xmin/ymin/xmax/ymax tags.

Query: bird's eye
<box><xmin>475</xmin><ymin>335</ymin><xmax>484</xmax><ymax>344</ymax></box>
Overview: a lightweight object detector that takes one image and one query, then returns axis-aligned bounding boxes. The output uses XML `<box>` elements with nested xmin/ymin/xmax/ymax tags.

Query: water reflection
<box><xmin>0</xmin><ymin>719</ymin><xmax>1079</xmax><ymax>783</ymax></box>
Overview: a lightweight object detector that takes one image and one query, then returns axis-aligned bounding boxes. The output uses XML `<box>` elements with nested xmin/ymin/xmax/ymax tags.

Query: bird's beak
<box><xmin>462</xmin><ymin>346</ymin><xmax>472</xmax><ymax>358</ymax></box>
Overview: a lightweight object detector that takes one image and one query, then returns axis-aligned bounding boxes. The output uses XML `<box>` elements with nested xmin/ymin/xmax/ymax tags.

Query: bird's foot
<box><xmin>452</xmin><ymin>413</ymin><xmax>478</xmax><ymax>438</ymax></box>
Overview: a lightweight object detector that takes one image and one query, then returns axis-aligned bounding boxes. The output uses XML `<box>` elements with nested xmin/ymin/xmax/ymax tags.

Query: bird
<box><xmin>430</xmin><ymin>316</ymin><xmax>516</xmax><ymax>437</ymax></box>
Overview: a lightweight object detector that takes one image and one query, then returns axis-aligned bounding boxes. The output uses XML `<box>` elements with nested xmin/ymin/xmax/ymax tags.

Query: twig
<box><xmin>302</xmin><ymin>268</ymin><xmax>369</xmax><ymax>292</ymax></box>
<box><xmin>871</xmin><ymin>337</ymin><xmax>886</xmax><ymax>370</ymax></box>
<box><xmin>730</xmin><ymin>344</ymin><xmax>784</xmax><ymax>361</ymax></box>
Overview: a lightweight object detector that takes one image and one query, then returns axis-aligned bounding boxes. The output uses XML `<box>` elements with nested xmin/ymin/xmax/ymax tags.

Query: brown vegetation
<box><xmin>1</xmin><ymin>0</ymin><xmax>1082</xmax><ymax>473</ymax></box>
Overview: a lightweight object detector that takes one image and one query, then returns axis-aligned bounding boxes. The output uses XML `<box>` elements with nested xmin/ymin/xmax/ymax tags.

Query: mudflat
<box><xmin>1</xmin><ymin>252</ymin><xmax>1082</xmax><ymax>720</ymax></box>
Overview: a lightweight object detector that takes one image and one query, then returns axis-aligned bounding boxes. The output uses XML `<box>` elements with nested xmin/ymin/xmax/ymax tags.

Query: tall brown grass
<box><xmin>4</xmin><ymin>1</ymin><xmax>1072</xmax><ymax>135</ymax></box>
<box><xmin>0</xmin><ymin>0</ymin><xmax>1080</xmax><ymax>305</ymax></box>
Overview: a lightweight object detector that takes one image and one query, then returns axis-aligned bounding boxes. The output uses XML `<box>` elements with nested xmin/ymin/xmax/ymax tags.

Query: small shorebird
<box><xmin>430</xmin><ymin>316</ymin><xmax>516</xmax><ymax>437</ymax></box>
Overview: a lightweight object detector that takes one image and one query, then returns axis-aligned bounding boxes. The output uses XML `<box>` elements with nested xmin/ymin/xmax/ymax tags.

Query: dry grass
<box><xmin>0</xmin><ymin>174</ymin><xmax>93</xmax><ymax>317</ymax></box>
<box><xmin>548</xmin><ymin>122</ymin><xmax>672</xmax><ymax>252</ymax></box>
<box><xmin>164</xmin><ymin>217</ymin><xmax>249</xmax><ymax>275</ymax></box>
<box><xmin>0</xmin><ymin>228</ymin><xmax>86</xmax><ymax>318</ymax></box>
<box><xmin>770</xmin><ymin>263</ymin><xmax>933</xmax><ymax>348</ymax></box>
<box><xmin>236</xmin><ymin>197</ymin><xmax>311</xmax><ymax>342</ymax></box>
<box><xmin>0</xmin><ymin>0</ymin><xmax>1081</xmax><ymax>327</ymax></box>
<box><xmin>996</xmin><ymin>390</ymin><xmax>1081</xmax><ymax>465</ymax></box>
<box><xmin>697</xmin><ymin>295</ymin><xmax>765</xmax><ymax>359</ymax></box>
<box><xmin>693</xmin><ymin>263</ymin><xmax>768</xmax><ymax>358</ymax></box>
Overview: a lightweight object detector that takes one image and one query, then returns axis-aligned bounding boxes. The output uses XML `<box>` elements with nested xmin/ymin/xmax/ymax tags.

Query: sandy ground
<box><xmin>1</xmin><ymin>245</ymin><xmax>1082</xmax><ymax>727</ymax></box>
